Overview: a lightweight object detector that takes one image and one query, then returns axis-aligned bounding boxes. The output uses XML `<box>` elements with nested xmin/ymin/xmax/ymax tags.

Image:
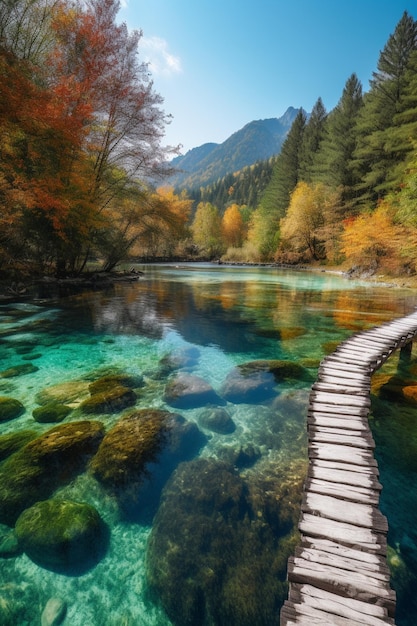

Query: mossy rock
<box><xmin>0</xmin><ymin>523</ymin><xmax>21</xmax><ymax>557</ymax></box>
<box><xmin>146</xmin><ymin>458</ymin><xmax>292</xmax><ymax>626</ymax></box>
<box><xmin>90</xmin><ymin>409</ymin><xmax>172</xmax><ymax>489</ymax></box>
<box><xmin>15</xmin><ymin>499</ymin><xmax>107</xmax><ymax>570</ymax></box>
<box><xmin>80</xmin><ymin>385</ymin><xmax>137</xmax><ymax>414</ymax></box>
<box><xmin>90</xmin><ymin>409</ymin><xmax>206</xmax><ymax>521</ymax></box>
<box><xmin>35</xmin><ymin>380</ymin><xmax>90</xmax><ymax>407</ymax></box>
<box><xmin>88</xmin><ymin>373</ymin><xmax>143</xmax><ymax>395</ymax></box>
<box><xmin>0</xmin><ymin>430</ymin><xmax>38</xmax><ymax>461</ymax></box>
<box><xmin>0</xmin><ymin>363</ymin><xmax>38</xmax><ymax>378</ymax></box>
<box><xmin>0</xmin><ymin>421</ymin><xmax>104</xmax><ymax>525</ymax></box>
<box><xmin>237</xmin><ymin>360</ymin><xmax>310</xmax><ymax>382</ymax></box>
<box><xmin>32</xmin><ymin>403</ymin><xmax>72</xmax><ymax>424</ymax></box>
<box><xmin>0</xmin><ymin>397</ymin><xmax>25</xmax><ymax>422</ymax></box>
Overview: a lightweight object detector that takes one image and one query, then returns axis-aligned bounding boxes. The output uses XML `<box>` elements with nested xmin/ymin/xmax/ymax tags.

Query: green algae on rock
<box><xmin>90</xmin><ymin>408</ymin><xmax>177</xmax><ymax>489</ymax></box>
<box><xmin>79</xmin><ymin>386</ymin><xmax>137</xmax><ymax>414</ymax></box>
<box><xmin>0</xmin><ymin>397</ymin><xmax>25</xmax><ymax>422</ymax></box>
<box><xmin>35</xmin><ymin>380</ymin><xmax>90</xmax><ymax>407</ymax></box>
<box><xmin>0</xmin><ymin>429</ymin><xmax>38</xmax><ymax>461</ymax></box>
<box><xmin>32</xmin><ymin>403</ymin><xmax>72</xmax><ymax>424</ymax></box>
<box><xmin>15</xmin><ymin>499</ymin><xmax>107</xmax><ymax>570</ymax></box>
<box><xmin>146</xmin><ymin>457</ymin><xmax>297</xmax><ymax>626</ymax></box>
<box><xmin>0</xmin><ymin>421</ymin><xmax>105</xmax><ymax>525</ymax></box>
<box><xmin>0</xmin><ymin>363</ymin><xmax>38</xmax><ymax>378</ymax></box>
<box><xmin>88</xmin><ymin>373</ymin><xmax>143</xmax><ymax>396</ymax></box>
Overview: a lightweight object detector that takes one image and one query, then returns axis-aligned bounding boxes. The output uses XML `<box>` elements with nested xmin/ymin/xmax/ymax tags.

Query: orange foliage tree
<box><xmin>341</xmin><ymin>202</ymin><xmax>405</xmax><ymax>272</ymax></box>
<box><xmin>0</xmin><ymin>0</ymin><xmax>175</xmax><ymax>275</ymax></box>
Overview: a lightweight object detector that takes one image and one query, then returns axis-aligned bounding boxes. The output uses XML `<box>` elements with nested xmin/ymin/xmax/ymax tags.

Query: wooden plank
<box><xmin>293</xmin><ymin>549</ymin><xmax>390</xmax><ymax>583</ymax></box>
<box><xmin>280</xmin><ymin>601</ymin><xmax>371</xmax><ymax>626</ymax></box>
<box><xmin>312</xmin><ymin>458</ymin><xmax>380</xmax><ymax>477</ymax></box>
<box><xmin>307</xmin><ymin>413</ymin><xmax>370</xmax><ymax>431</ymax></box>
<box><xmin>308</xmin><ymin>402</ymin><xmax>370</xmax><ymax>416</ymax></box>
<box><xmin>301</xmin><ymin>537</ymin><xmax>390</xmax><ymax>571</ymax></box>
<box><xmin>320</xmin><ymin>355</ymin><xmax>371</xmax><ymax>368</ymax></box>
<box><xmin>302</xmin><ymin>492</ymin><xmax>388</xmax><ymax>532</ymax></box>
<box><xmin>318</xmin><ymin>368</ymin><xmax>371</xmax><ymax>383</ymax></box>
<box><xmin>290</xmin><ymin>584</ymin><xmax>395</xmax><ymax>624</ymax></box>
<box><xmin>312</xmin><ymin>381</ymin><xmax>370</xmax><ymax>396</ymax></box>
<box><xmin>298</xmin><ymin>513</ymin><xmax>387</xmax><ymax>553</ymax></box>
<box><xmin>324</xmin><ymin>355</ymin><xmax>373</xmax><ymax>369</ymax></box>
<box><xmin>309</xmin><ymin>463</ymin><xmax>382</xmax><ymax>490</ymax></box>
<box><xmin>308</xmin><ymin>428</ymin><xmax>375</xmax><ymax>449</ymax></box>
<box><xmin>306</xmin><ymin>477</ymin><xmax>380</xmax><ymax>505</ymax></box>
<box><xmin>309</xmin><ymin>442</ymin><xmax>378</xmax><ymax>466</ymax></box>
<box><xmin>288</xmin><ymin>556</ymin><xmax>395</xmax><ymax>607</ymax></box>
<box><xmin>310</xmin><ymin>390</ymin><xmax>371</xmax><ymax>407</ymax></box>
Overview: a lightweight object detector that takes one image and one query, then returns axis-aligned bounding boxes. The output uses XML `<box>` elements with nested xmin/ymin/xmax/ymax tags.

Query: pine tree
<box><xmin>353</xmin><ymin>11</ymin><xmax>417</xmax><ymax>204</ymax></box>
<box><xmin>313</xmin><ymin>74</ymin><xmax>363</xmax><ymax>213</ymax></box>
<box><xmin>299</xmin><ymin>98</ymin><xmax>327</xmax><ymax>182</ymax></box>
<box><xmin>258</xmin><ymin>108</ymin><xmax>307</xmax><ymax>218</ymax></box>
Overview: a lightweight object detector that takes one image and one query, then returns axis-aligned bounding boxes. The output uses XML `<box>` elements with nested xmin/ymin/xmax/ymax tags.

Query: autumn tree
<box><xmin>279</xmin><ymin>181</ymin><xmax>340</xmax><ymax>261</ymax></box>
<box><xmin>341</xmin><ymin>202</ymin><xmax>404</xmax><ymax>272</ymax></box>
<box><xmin>221</xmin><ymin>204</ymin><xmax>245</xmax><ymax>248</ymax></box>
<box><xmin>191</xmin><ymin>202</ymin><xmax>223</xmax><ymax>258</ymax></box>
<box><xmin>0</xmin><ymin>0</ymin><xmax>176</xmax><ymax>275</ymax></box>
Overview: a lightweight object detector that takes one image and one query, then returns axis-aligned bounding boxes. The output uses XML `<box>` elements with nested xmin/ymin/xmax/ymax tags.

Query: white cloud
<box><xmin>120</xmin><ymin>0</ymin><xmax>128</xmax><ymax>8</ymax></box>
<box><xmin>141</xmin><ymin>36</ymin><xmax>182</xmax><ymax>77</ymax></box>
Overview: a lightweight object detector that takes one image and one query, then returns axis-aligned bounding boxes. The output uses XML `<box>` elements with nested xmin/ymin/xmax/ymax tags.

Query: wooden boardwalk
<box><xmin>280</xmin><ymin>310</ymin><xmax>417</xmax><ymax>626</ymax></box>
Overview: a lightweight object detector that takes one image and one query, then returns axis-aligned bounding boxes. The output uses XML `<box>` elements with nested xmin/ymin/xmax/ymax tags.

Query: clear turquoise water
<box><xmin>1</xmin><ymin>264</ymin><xmax>417</xmax><ymax>625</ymax></box>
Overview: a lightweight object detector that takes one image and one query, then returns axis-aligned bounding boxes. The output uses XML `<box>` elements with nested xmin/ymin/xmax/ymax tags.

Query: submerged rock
<box><xmin>0</xmin><ymin>523</ymin><xmax>21</xmax><ymax>557</ymax></box>
<box><xmin>35</xmin><ymin>380</ymin><xmax>90</xmax><ymax>407</ymax></box>
<box><xmin>41</xmin><ymin>597</ymin><xmax>67</xmax><ymax>626</ymax></box>
<box><xmin>199</xmin><ymin>406</ymin><xmax>236</xmax><ymax>434</ymax></box>
<box><xmin>0</xmin><ymin>430</ymin><xmax>38</xmax><ymax>461</ymax></box>
<box><xmin>164</xmin><ymin>373</ymin><xmax>222</xmax><ymax>409</ymax></box>
<box><xmin>146</xmin><ymin>458</ymin><xmax>294</xmax><ymax>626</ymax></box>
<box><xmin>15</xmin><ymin>499</ymin><xmax>107</xmax><ymax>571</ymax></box>
<box><xmin>90</xmin><ymin>409</ymin><xmax>172</xmax><ymax>489</ymax></box>
<box><xmin>79</xmin><ymin>385</ymin><xmax>137</xmax><ymax>414</ymax></box>
<box><xmin>220</xmin><ymin>360</ymin><xmax>311</xmax><ymax>404</ymax></box>
<box><xmin>90</xmin><ymin>409</ymin><xmax>206</xmax><ymax>519</ymax></box>
<box><xmin>0</xmin><ymin>396</ymin><xmax>25</xmax><ymax>421</ymax></box>
<box><xmin>0</xmin><ymin>363</ymin><xmax>38</xmax><ymax>378</ymax></box>
<box><xmin>220</xmin><ymin>368</ymin><xmax>277</xmax><ymax>404</ymax></box>
<box><xmin>0</xmin><ymin>420</ymin><xmax>104</xmax><ymax>525</ymax></box>
<box><xmin>236</xmin><ymin>360</ymin><xmax>310</xmax><ymax>382</ymax></box>
<box><xmin>88</xmin><ymin>373</ymin><xmax>143</xmax><ymax>396</ymax></box>
<box><xmin>32</xmin><ymin>402</ymin><xmax>72</xmax><ymax>423</ymax></box>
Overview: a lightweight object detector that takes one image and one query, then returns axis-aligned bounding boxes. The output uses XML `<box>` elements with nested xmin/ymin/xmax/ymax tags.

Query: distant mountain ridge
<box><xmin>168</xmin><ymin>106</ymin><xmax>300</xmax><ymax>191</ymax></box>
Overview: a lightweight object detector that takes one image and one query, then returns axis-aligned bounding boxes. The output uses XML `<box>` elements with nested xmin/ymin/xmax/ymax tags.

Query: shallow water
<box><xmin>1</xmin><ymin>264</ymin><xmax>417</xmax><ymax>625</ymax></box>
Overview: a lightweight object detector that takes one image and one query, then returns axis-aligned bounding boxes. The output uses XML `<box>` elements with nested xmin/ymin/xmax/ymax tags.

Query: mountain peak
<box><xmin>168</xmin><ymin>107</ymin><xmax>300</xmax><ymax>191</ymax></box>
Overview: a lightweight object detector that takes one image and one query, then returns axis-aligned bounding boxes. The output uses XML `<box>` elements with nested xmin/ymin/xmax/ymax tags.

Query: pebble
<box><xmin>41</xmin><ymin>597</ymin><xmax>67</xmax><ymax>626</ymax></box>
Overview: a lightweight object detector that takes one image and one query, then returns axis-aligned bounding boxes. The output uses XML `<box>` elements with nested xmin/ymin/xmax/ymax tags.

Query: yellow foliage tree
<box><xmin>221</xmin><ymin>204</ymin><xmax>245</xmax><ymax>248</ymax></box>
<box><xmin>280</xmin><ymin>182</ymin><xmax>327</xmax><ymax>260</ymax></box>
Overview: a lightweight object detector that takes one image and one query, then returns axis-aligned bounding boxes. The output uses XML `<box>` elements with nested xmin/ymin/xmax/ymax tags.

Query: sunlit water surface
<box><xmin>1</xmin><ymin>264</ymin><xmax>417</xmax><ymax>625</ymax></box>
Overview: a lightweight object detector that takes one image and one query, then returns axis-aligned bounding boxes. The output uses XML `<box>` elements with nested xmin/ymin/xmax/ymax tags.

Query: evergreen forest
<box><xmin>2</xmin><ymin>3</ymin><xmax>417</xmax><ymax>279</ymax></box>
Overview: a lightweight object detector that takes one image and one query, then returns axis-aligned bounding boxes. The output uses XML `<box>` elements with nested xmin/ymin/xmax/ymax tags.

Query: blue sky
<box><xmin>118</xmin><ymin>1</ymin><xmax>416</xmax><ymax>154</ymax></box>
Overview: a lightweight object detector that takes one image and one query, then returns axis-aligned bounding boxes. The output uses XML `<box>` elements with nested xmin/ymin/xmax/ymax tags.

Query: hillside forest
<box><xmin>1</xmin><ymin>3</ymin><xmax>417</xmax><ymax>278</ymax></box>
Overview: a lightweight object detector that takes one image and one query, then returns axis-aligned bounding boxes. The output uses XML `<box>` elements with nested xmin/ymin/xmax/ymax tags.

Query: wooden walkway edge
<box><xmin>280</xmin><ymin>310</ymin><xmax>417</xmax><ymax>625</ymax></box>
